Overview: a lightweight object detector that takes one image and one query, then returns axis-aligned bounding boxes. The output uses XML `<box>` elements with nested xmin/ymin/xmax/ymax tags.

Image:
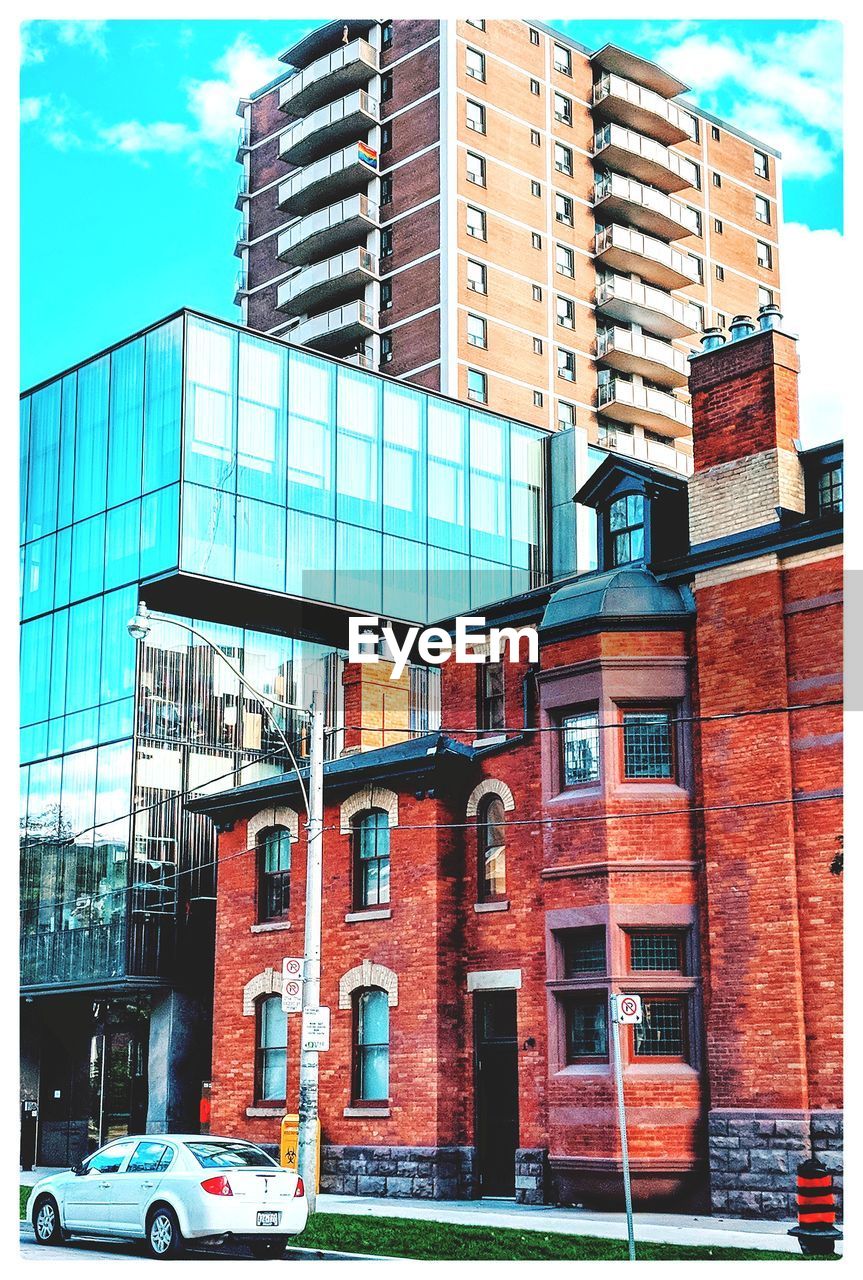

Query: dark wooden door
<box><xmin>474</xmin><ymin>991</ymin><xmax>519</xmax><ymax>1196</ymax></box>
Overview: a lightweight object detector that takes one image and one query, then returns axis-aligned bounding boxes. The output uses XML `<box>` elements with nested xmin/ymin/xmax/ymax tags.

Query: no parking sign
<box><xmin>282</xmin><ymin>957</ymin><xmax>304</xmax><ymax>1013</ymax></box>
<box><xmin>612</xmin><ymin>993</ymin><xmax>643</xmax><ymax>1025</ymax></box>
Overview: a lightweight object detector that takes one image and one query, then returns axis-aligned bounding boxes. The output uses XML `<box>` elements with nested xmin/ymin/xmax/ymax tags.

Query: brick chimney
<box><xmin>342</xmin><ymin>658</ymin><xmax>411</xmax><ymax>753</ymax></box>
<box><xmin>687</xmin><ymin>312</ymin><xmax>805</xmax><ymax>546</ymax></box>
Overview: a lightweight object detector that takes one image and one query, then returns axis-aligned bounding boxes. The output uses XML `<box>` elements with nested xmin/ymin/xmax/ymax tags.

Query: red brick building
<box><xmin>189</xmin><ymin>313</ymin><xmax>842</xmax><ymax>1216</ymax></box>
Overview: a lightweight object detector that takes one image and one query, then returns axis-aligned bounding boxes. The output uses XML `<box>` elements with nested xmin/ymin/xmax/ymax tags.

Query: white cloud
<box><xmin>20</xmin><ymin>97</ymin><xmax>45</xmax><ymax>124</ymax></box>
<box><xmin>99</xmin><ymin>121</ymin><xmax>196</xmax><ymax>155</ymax></box>
<box><xmin>780</xmin><ymin>222</ymin><xmax>846</xmax><ymax>446</ymax></box>
<box><xmin>55</xmin><ymin>21</ymin><xmax>108</xmax><ymax>58</ymax></box>
<box><xmin>21</xmin><ymin>19</ymin><xmax>108</xmax><ymax>64</ymax></box>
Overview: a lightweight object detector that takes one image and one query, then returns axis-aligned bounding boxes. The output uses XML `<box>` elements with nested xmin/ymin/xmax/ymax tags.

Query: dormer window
<box><xmin>608</xmin><ymin>494</ymin><xmax>645</xmax><ymax>566</ymax></box>
<box><xmin>818</xmin><ymin>465</ymin><xmax>843</xmax><ymax>516</ymax></box>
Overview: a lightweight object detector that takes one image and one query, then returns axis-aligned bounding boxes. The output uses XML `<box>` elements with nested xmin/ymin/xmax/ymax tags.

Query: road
<box><xmin>19</xmin><ymin>1223</ymin><xmax>366</xmax><ymax>1262</ymax></box>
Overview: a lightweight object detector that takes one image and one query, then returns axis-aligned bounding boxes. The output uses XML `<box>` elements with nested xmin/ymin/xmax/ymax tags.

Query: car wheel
<box><xmin>249</xmin><ymin>1237</ymin><xmax>289</xmax><ymax>1260</ymax></box>
<box><xmin>32</xmin><ymin>1195</ymin><xmax>64</xmax><ymax>1247</ymax></box>
<box><xmin>146</xmin><ymin>1204</ymin><xmax>184</xmax><ymax>1259</ymax></box>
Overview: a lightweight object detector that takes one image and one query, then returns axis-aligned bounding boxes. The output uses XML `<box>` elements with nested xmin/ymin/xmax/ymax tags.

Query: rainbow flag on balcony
<box><xmin>357</xmin><ymin>141</ymin><xmax>378</xmax><ymax>169</ymax></box>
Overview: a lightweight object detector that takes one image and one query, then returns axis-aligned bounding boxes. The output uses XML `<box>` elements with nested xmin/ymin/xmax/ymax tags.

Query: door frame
<box><xmin>472</xmin><ymin>988</ymin><xmax>520</xmax><ymax>1197</ymax></box>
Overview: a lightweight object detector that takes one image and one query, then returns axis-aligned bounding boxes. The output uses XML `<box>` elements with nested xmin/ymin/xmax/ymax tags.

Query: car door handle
<box><xmin>99</xmin><ymin>1181</ymin><xmax>111</xmax><ymax>1188</ymax></box>
<box><xmin>142</xmin><ymin>1181</ymin><xmax>155</xmax><ymax>1189</ymax></box>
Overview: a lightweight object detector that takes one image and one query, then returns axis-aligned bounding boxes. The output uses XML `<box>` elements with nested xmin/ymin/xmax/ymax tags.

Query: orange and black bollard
<box><xmin>788</xmin><ymin>1157</ymin><xmax>842</xmax><ymax>1256</ymax></box>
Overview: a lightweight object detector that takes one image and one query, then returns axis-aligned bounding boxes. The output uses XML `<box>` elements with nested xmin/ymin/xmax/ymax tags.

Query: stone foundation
<box><xmin>708</xmin><ymin>1110</ymin><xmax>843</xmax><ymax>1220</ymax></box>
<box><xmin>320</xmin><ymin>1145</ymin><xmax>476</xmax><ymax>1199</ymax></box>
<box><xmin>515</xmin><ymin>1148</ymin><xmax>548</xmax><ymax>1204</ymax></box>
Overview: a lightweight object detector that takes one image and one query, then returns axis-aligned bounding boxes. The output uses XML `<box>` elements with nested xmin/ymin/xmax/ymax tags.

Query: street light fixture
<box><xmin>127</xmin><ymin>599</ymin><xmax>326</xmax><ymax>1212</ymax></box>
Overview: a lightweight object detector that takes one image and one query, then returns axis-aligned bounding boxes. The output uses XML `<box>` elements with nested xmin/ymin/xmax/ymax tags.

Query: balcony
<box><xmin>596</xmin><ymin>273</ymin><xmax>701</xmax><ymax>340</ymax></box>
<box><xmin>596</xmin><ymin>326</ymin><xmax>688</xmax><ymax>389</ymax></box>
<box><xmin>280</xmin><ymin>19</ymin><xmax>378</xmax><ymax>70</ymax></box>
<box><xmin>292</xmin><ymin>300</ymin><xmax>378</xmax><ymax>354</ymax></box>
<box><xmin>277</xmin><ymin>194</ymin><xmax>379</xmax><ymax>268</ymax></box>
<box><xmin>234</xmin><ymin>219</ymin><xmax>251</xmax><ymax>258</ymax></box>
<box><xmin>280</xmin><ymin>90</ymin><xmax>379</xmax><ymax>167</ymax></box>
<box><xmin>235</xmin><ymin>171</ymin><xmax>249</xmax><ymax>211</ymax></box>
<box><xmin>593</xmin><ymin>123</ymin><xmax>699</xmax><ymax>194</ymax></box>
<box><xmin>594</xmin><ymin>224</ymin><xmax>699</xmax><ymax>291</ymax></box>
<box><xmin>234</xmin><ymin>270</ymin><xmax>249</xmax><ymax>305</ymax></box>
<box><xmin>590</xmin><ymin>44</ymin><xmax>689</xmax><ymax>100</ymax></box>
<box><xmin>592</xmin><ymin>73</ymin><xmax>694</xmax><ymax>146</ymax></box>
<box><xmin>279</xmin><ymin>38</ymin><xmax>379</xmax><ymax>117</ymax></box>
<box><xmin>278</xmin><ymin>142</ymin><xmax>377</xmax><ymax>219</ymax></box>
<box><xmin>597</xmin><ymin>377</ymin><xmax>692</xmax><ymax>438</ymax></box>
<box><xmin>235</xmin><ymin>123</ymin><xmax>250</xmax><ymax>162</ymax></box>
<box><xmin>277</xmin><ymin>247</ymin><xmax>378</xmax><ymax>318</ymax></box>
<box><xmin>345</xmin><ymin>344</ymin><xmax>375</xmax><ymax>370</ymax></box>
<box><xmin>593</xmin><ymin>172</ymin><xmax>700</xmax><ymax>241</ymax></box>
<box><xmin>598</xmin><ymin>427</ymin><xmax>693</xmax><ymax>476</ymax></box>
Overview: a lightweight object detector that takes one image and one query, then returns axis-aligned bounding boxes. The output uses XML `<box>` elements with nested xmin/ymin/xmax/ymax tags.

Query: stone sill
<box><xmin>246</xmin><ymin>1106</ymin><xmax>284</xmax><ymax>1118</ymax></box>
<box><xmin>344</xmin><ymin>908</ymin><xmax>392</xmax><ymax>923</ymax></box>
<box><xmin>473</xmin><ymin>900</ymin><xmax>510</xmax><ymax>913</ymax></box>
<box><xmin>250</xmin><ymin>919</ymin><xmax>291</xmax><ymax>934</ymax></box>
<box><xmin>343</xmin><ymin>1106</ymin><xmax>390</xmax><ymax>1118</ymax></box>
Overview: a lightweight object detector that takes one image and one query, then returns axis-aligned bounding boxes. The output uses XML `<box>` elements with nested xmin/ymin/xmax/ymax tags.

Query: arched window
<box><xmin>258</xmin><ymin>826</ymin><xmax>292</xmax><ymax>922</ymax></box>
<box><xmin>256</xmin><ymin>995</ymin><xmax>287</xmax><ymax>1104</ymax></box>
<box><xmin>353</xmin><ymin>811</ymin><xmax>390</xmax><ymax>909</ymax></box>
<box><xmin>353</xmin><ymin>987</ymin><xmax>390</xmax><ymax>1103</ymax></box>
<box><xmin>478</xmin><ymin>794</ymin><xmax>507</xmax><ymax>901</ymax></box>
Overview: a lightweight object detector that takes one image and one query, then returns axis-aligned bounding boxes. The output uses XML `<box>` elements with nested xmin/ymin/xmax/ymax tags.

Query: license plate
<box><xmin>257</xmin><ymin>1211</ymin><xmax>281</xmax><ymax>1228</ymax></box>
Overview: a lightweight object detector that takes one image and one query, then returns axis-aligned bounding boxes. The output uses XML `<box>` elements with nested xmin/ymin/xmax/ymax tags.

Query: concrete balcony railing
<box><xmin>234</xmin><ymin>270</ymin><xmax>249</xmax><ymax>305</ymax></box>
<box><xmin>593</xmin><ymin>123</ymin><xmax>699</xmax><ymax>194</ymax></box>
<box><xmin>596</xmin><ymin>272</ymin><xmax>701</xmax><ymax>340</ymax></box>
<box><xmin>598</xmin><ymin>426</ymin><xmax>693</xmax><ymax>476</ymax></box>
<box><xmin>592</xmin><ymin>72</ymin><xmax>695</xmax><ymax>146</ymax></box>
<box><xmin>276</xmin><ymin>247</ymin><xmax>378</xmax><ymax>317</ymax></box>
<box><xmin>278</xmin><ymin>142</ymin><xmax>377</xmax><ymax>219</ymax></box>
<box><xmin>344</xmin><ymin>344</ymin><xmax>375</xmax><ymax>371</ymax></box>
<box><xmin>593</xmin><ymin>172</ymin><xmax>700</xmax><ymax>242</ymax></box>
<box><xmin>280</xmin><ymin>89</ymin><xmax>379</xmax><ymax>167</ymax></box>
<box><xmin>597</xmin><ymin>376</ymin><xmax>692</xmax><ymax>438</ymax></box>
<box><xmin>277</xmin><ymin>194</ymin><xmax>379</xmax><ymax>268</ymax></box>
<box><xmin>292</xmin><ymin>300</ymin><xmax>378</xmax><ymax>354</ymax></box>
<box><xmin>596</xmin><ymin>325</ymin><xmax>689</xmax><ymax>389</ymax></box>
<box><xmin>234</xmin><ymin>219</ymin><xmax>251</xmax><ymax>258</ymax></box>
<box><xmin>279</xmin><ymin>38</ymin><xmax>379</xmax><ymax>117</ymax></box>
<box><xmin>594</xmin><ymin>224</ymin><xmax>700</xmax><ymax>291</ymax></box>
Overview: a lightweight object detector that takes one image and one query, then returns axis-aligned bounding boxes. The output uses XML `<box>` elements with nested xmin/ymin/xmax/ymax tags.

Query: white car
<box><xmin>27</xmin><ymin>1134</ymin><xmax>309</xmax><ymax>1259</ymax></box>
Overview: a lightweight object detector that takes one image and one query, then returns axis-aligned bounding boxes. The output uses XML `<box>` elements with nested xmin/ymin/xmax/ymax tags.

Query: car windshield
<box><xmin>185</xmin><ymin>1141</ymin><xmax>279</xmax><ymax>1169</ymax></box>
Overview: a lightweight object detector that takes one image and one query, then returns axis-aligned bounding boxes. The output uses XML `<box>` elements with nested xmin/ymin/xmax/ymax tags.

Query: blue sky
<box><xmin>21</xmin><ymin>17</ymin><xmax>844</xmax><ymax>440</ymax></box>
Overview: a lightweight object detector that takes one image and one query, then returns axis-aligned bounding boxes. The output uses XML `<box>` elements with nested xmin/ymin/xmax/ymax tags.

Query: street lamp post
<box><xmin>127</xmin><ymin>601</ymin><xmax>326</xmax><ymax>1212</ymax></box>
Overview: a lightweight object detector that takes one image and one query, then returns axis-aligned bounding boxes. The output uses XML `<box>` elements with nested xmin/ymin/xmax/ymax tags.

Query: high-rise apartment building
<box><xmin>236</xmin><ymin>18</ymin><xmax>782</xmax><ymax>481</ymax></box>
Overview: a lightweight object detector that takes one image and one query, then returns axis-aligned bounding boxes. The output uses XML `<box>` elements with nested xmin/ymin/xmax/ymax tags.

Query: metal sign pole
<box><xmin>297</xmin><ymin>690</ymin><xmax>324</xmax><ymax>1214</ymax></box>
<box><xmin>610</xmin><ymin>994</ymin><xmax>637</xmax><ymax>1262</ymax></box>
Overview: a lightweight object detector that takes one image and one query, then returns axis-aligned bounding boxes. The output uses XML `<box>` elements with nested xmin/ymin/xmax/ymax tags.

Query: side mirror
<box><xmin>71</xmin><ymin>1162</ymin><xmax>87</xmax><ymax>1177</ymax></box>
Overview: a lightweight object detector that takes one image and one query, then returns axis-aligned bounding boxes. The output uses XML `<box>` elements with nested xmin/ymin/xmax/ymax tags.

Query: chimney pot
<box><xmin>758</xmin><ymin>303</ymin><xmax>783</xmax><ymax>331</ymax></box>
<box><xmin>700</xmin><ymin>327</ymin><xmax>726</xmax><ymax>352</ymax></box>
<box><xmin>729</xmin><ymin>314</ymin><xmax>756</xmax><ymax>342</ymax></box>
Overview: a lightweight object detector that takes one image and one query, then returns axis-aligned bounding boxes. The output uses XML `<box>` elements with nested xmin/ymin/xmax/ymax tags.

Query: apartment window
<box><xmin>353</xmin><ymin>810</ymin><xmax>390</xmax><ymax>908</ymax></box>
<box><xmin>691</xmin><ymin>301</ymin><xmax>705</xmax><ymax>330</ymax></box>
<box><xmin>533</xmin><ymin>337</ymin><xmax>543</xmax><ymax>355</ymax></box>
<box><xmin>256</xmin><ymin>996</ymin><xmax>287</xmax><ymax>1103</ymax></box>
<box><xmin>556</xmin><ymin>244</ymin><xmax>575</xmax><ymax>278</ymax></box>
<box><xmin>532</xmin><ymin>284</ymin><xmax>543</xmax><ymax>301</ymax></box>
<box><xmin>380</xmin><ymin>334</ymin><xmax>393</xmax><ymax>364</ymax></box>
<box><xmin>711</xmin><ymin>125</ymin><xmax>720</xmax><ymax>142</ymax></box>
<box><xmin>757</xmin><ymin>287</ymin><xmax>773</xmax><ymax>309</ymax></box>
<box><xmin>380</xmin><ymin>175</ymin><xmax>393</xmax><ymax>206</ymax></box>
<box><xmin>716</xmin><ymin>311</ymin><xmax>727</xmax><ymax>329</ymax></box>
<box><xmin>712</xmin><ymin>171</ymin><xmax>721</xmax><ymax>188</ymax></box>
<box><xmin>530</xmin><ymin>78</ymin><xmax>541</xmax><ymax>96</ymax></box>
<box><xmin>531</xmin><ymin>180</ymin><xmax>542</xmax><ymax>197</ymax></box>
<box><xmin>629</xmin><ymin>931</ymin><xmax>685</xmax><ymax>973</ymax></box>
<box><xmin>478</xmin><ymin>661</ymin><xmax>505</xmax><ymax>730</ymax></box>
<box><xmin>564</xmin><ymin>926</ymin><xmax>606</xmax><ymax>975</ymax></box>
<box><xmin>381</xmin><ymin>21</ymin><xmax>394</xmax><ymax>50</ymax></box>
<box><xmin>554</xmin><ymin>43</ymin><xmax>572</xmax><ymax>75</ymax></box>
<box><xmin>562</xmin><ymin>710</ymin><xmax>600</xmax><ymax>786</ymax></box>
<box><xmin>714</xmin><ymin>218</ymin><xmax>723</xmax><ymax>234</ymax></box>
<box><xmin>556</xmin><ymin>296</ymin><xmax>575</xmax><ymax>329</ymax></box>
<box><xmin>689</xmin><ymin>115</ymin><xmax>699</xmax><ymax>142</ymax></box>
<box><xmin>466</xmin><ymin>204</ymin><xmax>487</xmax><ymax>240</ymax></box>
<box><xmin>529</xmin><ymin>26</ymin><xmax>540</xmax><ymax>45</ymax></box>
<box><xmin>554</xmin><ymin>92</ymin><xmax>573</xmax><ymax>126</ymax></box>
<box><xmin>634</xmin><ymin>998</ymin><xmax>687</xmax><ymax>1059</ymax></box>
<box><xmin>533</xmin><ymin>390</ymin><xmax>544</xmax><ymax>407</ymax></box>
<box><xmin>381</xmin><ymin>73</ymin><xmax>394</xmax><ymax>102</ymax></box>
<box><xmin>380</xmin><ymin>228</ymin><xmax>393</xmax><ymax>258</ymax></box>
<box><xmin>531</xmin><ymin>232</ymin><xmax>542</xmax><ymax>250</ymax></box>
<box><xmin>608</xmin><ymin>493</ymin><xmax>644</xmax><ymax>566</ymax></box>
<box><xmin>467</xmin><ymin>258</ymin><xmax>487</xmax><ymax>293</ymax></box>
<box><xmin>691</xmin><ymin>162</ymin><xmax>702</xmax><ymax>190</ymax></box>
<box><xmin>466</xmin><ymin>99</ymin><xmax>486</xmax><ymax>134</ymax></box>
<box><xmin>622</xmin><ymin>710</ymin><xmax>674</xmax><ymax>780</ymax></box>
<box><xmin>468</xmin><ymin>368</ymin><xmax>487</xmax><ymax>403</ymax></box>
<box><xmin>754</xmin><ymin>149</ymin><xmax>769</xmax><ymax>179</ymax></box>
<box><xmin>817</xmin><ymin>466</ymin><xmax>843</xmax><ymax>516</ymax></box>
<box><xmin>381</xmin><ymin>123</ymin><xmax>392</xmax><ymax>152</ymax></box>
<box><xmin>555</xmin><ymin>193</ymin><xmax>574</xmax><ymax>226</ymax></box>
<box><xmin>478</xmin><ymin>794</ymin><xmax>507</xmax><ymax>900</ymax></box>
<box><xmin>715</xmin><ymin>265</ymin><xmax>724</xmax><ymax>282</ymax></box>
<box><xmin>530</xmin><ymin>128</ymin><xmax>541</xmax><ymax>145</ymax></box>
<box><xmin>380</xmin><ymin>279</ymin><xmax>393</xmax><ymax>311</ymax></box>
<box><xmin>689</xmin><ymin>253</ymin><xmax>703</xmax><ymax>283</ymax></box>
<box><xmin>554</xmin><ymin>141</ymin><xmax>573</xmax><ymax>176</ymax></box>
<box><xmin>466</xmin><ymin>150</ymin><xmax>486</xmax><ymax>186</ymax></box>
<box><xmin>757</xmin><ymin>240</ymin><xmax>773</xmax><ymax>270</ymax></box>
<box><xmin>566</xmin><ymin>996</ymin><xmax>608</xmax><ymax>1062</ymax></box>
<box><xmin>257</xmin><ymin>826</ymin><xmax>291</xmax><ymax>922</ymax></box>
<box><xmin>353</xmin><ymin>988</ymin><xmax>390</xmax><ymax>1102</ymax></box>
<box><xmin>467</xmin><ymin>313</ymin><xmax>487</xmax><ymax>348</ymax></box>
<box><xmin>466</xmin><ymin>47</ymin><xmax>486</xmax><ymax>81</ymax></box>
<box><xmin>755</xmin><ymin>195</ymin><xmax>771</xmax><ymax>225</ymax></box>
<box><xmin>557</xmin><ymin>349</ymin><xmax>575</xmax><ymax>381</ymax></box>
<box><xmin>466</xmin><ymin>19</ymin><xmax>486</xmax><ymax>30</ymax></box>
<box><xmin>558</xmin><ymin>401</ymin><xmax>575</xmax><ymax>429</ymax></box>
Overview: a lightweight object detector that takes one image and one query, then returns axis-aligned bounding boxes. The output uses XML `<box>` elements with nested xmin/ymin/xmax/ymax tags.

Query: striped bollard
<box><xmin>788</xmin><ymin>1157</ymin><xmax>842</xmax><ymax>1256</ymax></box>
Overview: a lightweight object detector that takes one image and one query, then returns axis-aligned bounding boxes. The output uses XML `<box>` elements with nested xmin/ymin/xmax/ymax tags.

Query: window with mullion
<box><xmin>608</xmin><ymin>493</ymin><xmax>645</xmax><ymax>566</ymax></box>
<box><xmin>354</xmin><ymin>810</ymin><xmax>391</xmax><ymax>908</ymax></box>
<box><xmin>256</xmin><ymin>996</ymin><xmax>287</xmax><ymax>1103</ymax></box>
<box><xmin>633</xmin><ymin>996</ymin><xmax>688</xmax><ymax>1059</ymax></box>
<box><xmin>566</xmin><ymin>994</ymin><xmax>609</xmax><ymax>1062</ymax></box>
<box><xmin>354</xmin><ymin>987</ymin><xmax>390</xmax><ymax>1102</ymax></box>
<box><xmin>478</xmin><ymin>794</ymin><xmax>506</xmax><ymax>900</ymax></box>
<box><xmin>622</xmin><ymin>709</ymin><xmax>674</xmax><ymax>780</ymax></box>
<box><xmin>258</xmin><ymin>826</ymin><xmax>291</xmax><ymax>921</ymax></box>
<box><xmin>562</xmin><ymin>710</ymin><xmax>600</xmax><ymax>786</ymax></box>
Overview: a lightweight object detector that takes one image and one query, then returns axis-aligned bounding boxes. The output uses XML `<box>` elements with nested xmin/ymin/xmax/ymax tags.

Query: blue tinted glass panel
<box><xmin>65</xmin><ymin>597</ymin><xmax>103</xmax><ymax>714</ymax></box>
<box><xmin>20</xmin><ymin>396</ymin><xmax>30</xmax><ymax>543</ymax></box>
<box><xmin>427</xmin><ymin>400</ymin><xmax>468</xmax><ymax>553</ymax></box>
<box><xmin>383</xmin><ymin>536</ymin><xmax>427</xmax><ymax>622</ymax></box>
<box><xmin>64</xmin><ymin>708</ymin><xmax>100</xmax><ymax>753</ymax></box>
<box><xmin>285</xmin><ymin>510</ymin><xmax>334</xmax><ymax>600</ymax></box>
<box><xmin>185</xmin><ymin>316</ymin><xmax>237</xmax><ymax>490</ymax></box>
<box><xmin>336</xmin><ymin>367</ymin><xmax>381</xmax><ymax>529</ymax></box>
<box><xmin>181</xmin><ymin>483</ymin><xmax>235</xmax><ymax>580</ymax></box>
<box><xmin>50</xmin><ymin>608</ymin><xmax>69</xmax><ymax>720</ymax></box>
<box><xmin>21</xmin><ymin>615</ymin><xmax>53</xmax><ymax>725</ymax></box>
<box><xmin>104</xmin><ymin>501</ymin><xmax>141</xmax><ymax>590</ymax></box>
<box><xmin>25</xmin><ymin>756</ymin><xmax>61</xmax><ymax>844</ymax></box>
<box><xmin>470</xmin><ymin>557</ymin><xmax>511</xmax><ymax>610</ymax></box>
<box><xmin>428</xmin><ymin>545</ymin><xmax>471</xmax><ymax>620</ymax></box>
<box><xmin>70</xmin><ymin>514</ymin><xmax>106</xmax><ymax>602</ymax></box>
<box><xmin>60</xmin><ymin>747</ymin><xmax>98</xmax><ymax>850</ymax></box>
<box><xmin>383</xmin><ymin>383</ymin><xmax>425</xmax><ymax>541</ymax></box>
<box><xmin>21</xmin><ymin>723</ymin><xmax>48</xmax><ymax>765</ymax></box>
<box><xmin>511</xmin><ymin>426</ymin><xmax>544</xmax><ymax>572</ymax></box>
<box><xmin>236</xmin><ymin>497</ymin><xmax>286</xmax><ymax>592</ymax></box>
<box><xmin>54</xmin><ymin>526</ymin><xmax>72</xmax><ymax>609</ymax></box>
<box><xmin>101</xmin><ymin>586</ymin><xmax>138</xmax><ymax>704</ymax></box>
<box><xmin>99</xmin><ymin>698</ymin><xmax>134</xmax><ymax>744</ymax></box>
<box><xmin>238</xmin><ymin>333</ymin><xmax>287</xmax><ymax>505</ymax></box>
<box><xmin>26</xmin><ymin>381</ymin><xmax>61</xmax><ymax>542</ymax></box>
<box><xmin>57</xmin><ymin>374</ymin><xmax>77</xmax><ymax>530</ymax></box>
<box><xmin>22</xmin><ymin>535</ymin><xmax>55</xmax><ymax>620</ymax></box>
<box><xmin>108</xmin><ymin>337</ymin><xmax>144</xmax><ymax>508</ymax></box>
<box><xmin>288</xmin><ymin>351</ymin><xmax>334</xmax><ymax>517</ymax></box>
<box><xmin>470</xmin><ymin>413</ymin><xmax>510</xmax><ymax>564</ymax></box>
<box><xmin>140</xmin><ymin>484</ymin><xmax>180</xmax><ymax>579</ymax></box>
<box><xmin>74</xmin><ymin>357</ymin><xmax>110</xmax><ymax>522</ymax></box>
<box><xmin>47</xmin><ymin>718</ymin><xmax>65</xmax><ymax>756</ymax></box>
<box><xmin>335</xmin><ymin>523</ymin><xmax>381</xmax><ymax>611</ymax></box>
<box><xmin>143</xmin><ymin>319</ymin><xmax>183</xmax><ymax>492</ymax></box>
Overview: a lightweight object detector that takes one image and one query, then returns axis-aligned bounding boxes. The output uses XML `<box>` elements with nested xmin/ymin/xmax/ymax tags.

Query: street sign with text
<box><xmin>301</xmin><ymin>1006</ymin><xmax>330</xmax><ymax>1052</ymax></box>
<box><xmin>282</xmin><ymin>958</ymin><xmax>304</xmax><ymax>1014</ymax></box>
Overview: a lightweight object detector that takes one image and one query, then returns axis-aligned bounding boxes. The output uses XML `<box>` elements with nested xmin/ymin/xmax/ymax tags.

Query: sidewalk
<box><xmin>21</xmin><ymin>1170</ymin><xmax>821</xmax><ymax>1255</ymax></box>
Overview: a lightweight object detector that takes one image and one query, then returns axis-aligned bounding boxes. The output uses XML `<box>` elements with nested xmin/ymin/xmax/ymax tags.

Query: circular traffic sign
<box><xmin>620</xmin><ymin>996</ymin><xmax>638</xmax><ymax>1018</ymax></box>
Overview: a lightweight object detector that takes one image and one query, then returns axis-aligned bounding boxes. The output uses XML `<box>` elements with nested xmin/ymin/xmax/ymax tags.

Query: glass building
<box><xmin>19</xmin><ymin>310</ymin><xmax>569</xmax><ymax>1163</ymax></box>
